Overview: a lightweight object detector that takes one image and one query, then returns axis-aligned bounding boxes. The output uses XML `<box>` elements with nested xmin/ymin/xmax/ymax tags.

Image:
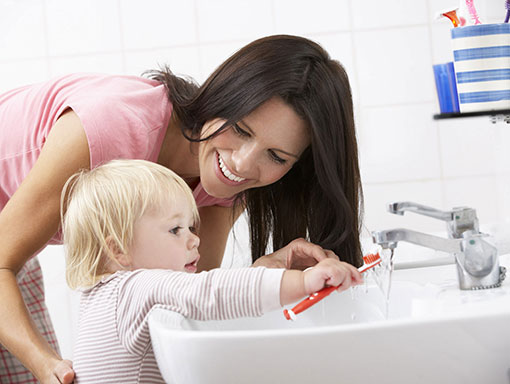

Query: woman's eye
<box><xmin>169</xmin><ymin>227</ymin><xmax>181</xmax><ymax>235</ymax></box>
<box><xmin>232</xmin><ymin>123</ymin><xmax>250</xmax><ymax>137</ymax></box>
<box><xmin>269</xmin><ymin>150</ymin><xmax>287</xmax><ymax>165</ymax></box>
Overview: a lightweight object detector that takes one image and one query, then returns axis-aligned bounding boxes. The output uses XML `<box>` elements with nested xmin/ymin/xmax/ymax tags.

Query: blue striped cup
<box><xmin>451</xmin><ymin>24</ymin><xmax>510</xmax><ymax>113</ymax></box>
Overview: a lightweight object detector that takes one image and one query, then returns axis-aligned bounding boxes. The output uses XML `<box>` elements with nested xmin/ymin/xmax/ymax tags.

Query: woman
<box><xmin>0</xmin><ymin>34</ymin><xmax>362</xmax><ymax>383</ymax></box>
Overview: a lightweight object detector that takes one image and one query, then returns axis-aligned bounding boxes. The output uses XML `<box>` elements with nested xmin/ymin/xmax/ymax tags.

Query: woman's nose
<box><xmin>231</xmin><ymin>142</ymin><xmax>258</xmax><ymax>174</ymax></box>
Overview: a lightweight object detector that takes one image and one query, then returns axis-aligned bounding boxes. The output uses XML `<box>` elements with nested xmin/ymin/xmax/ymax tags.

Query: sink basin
<box><xmin>148</xmin><ymin>254</ymin><xmax>510</xmax><ymax>384</ymax></box>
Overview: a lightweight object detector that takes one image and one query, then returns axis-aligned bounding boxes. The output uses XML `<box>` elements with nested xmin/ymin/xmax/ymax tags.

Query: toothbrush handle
<box><xmin>286</xmin><ymin>285</ymin><xmax>337</xmax><ymax>316</ymax></box>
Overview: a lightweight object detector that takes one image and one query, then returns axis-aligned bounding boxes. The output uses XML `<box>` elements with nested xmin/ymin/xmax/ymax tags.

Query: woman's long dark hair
<box><xmin>146</xmin><ymin>35</ymin><xmax>363</xmax><ymax>267</ymax></box>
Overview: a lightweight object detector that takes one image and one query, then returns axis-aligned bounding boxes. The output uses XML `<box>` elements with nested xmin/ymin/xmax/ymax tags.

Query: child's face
<box><xmin>128</xmin><ymin>195</ymin><xmax>200</xmax><ymax>273</ymax></box>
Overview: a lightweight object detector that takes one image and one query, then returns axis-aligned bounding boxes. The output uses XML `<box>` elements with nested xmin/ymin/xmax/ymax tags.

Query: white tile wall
<box><xmin>429</xmin><ymin>23</ymin><xmax>455</xmax><ymax>64</ymax></box>
<box><xmin>496</xmin><ymin>175</ymin><xmax>510</xmax><ymax>223</ymax></box>
<box><xmin>358</xmin><ymin>103</ymin><xmax>441</xmax><ymax>183</ymax></box>
<box><xmin>2</xmin><ymin>0</ymin><xmax>509</xmax><ymax>362</ymax></box>
<box><xmin>0</xmin><ymin>0</ymin><xmax>46</xmax><ymax>60</ymax></box>
<box><xmin>45</xmin><ymin>0</ymin><xmax>122</xmax><ymax>56</ymax></box>
<box><xmin>196</xmin><ymin>0</ymin><xmax>273</xmax><ymax>43</ymax></box>
<box><xmin>351</xmin><ymin>0</ymin><xmax>429</xmax><ymax>29</ymax></box>
<box><xmin>0</xmin><ymin>59</ymin><xmax>49</xmax><ymax>92</ymax></box>
<box><xmin>120</xmin><ymin>0</ymin><xmax>198</xmax><ymax>49</ymax></box>
<box><xmin>274</xmin><ymin>0</ymin><xmax>351</xmax><ymax>34</ymax></box>
<box><xmin>494</xmin><ymin>125</ymin><xmax>510</xmax><ymax>174</ymax></box>
<box><xmin>124</xmin><ymin>46</ymin><xmax>201</xmax><ymax>80</ymax></box>
<box><xmin>438</xmin><ymin>117</ymin><xmax>499</xmax><ymax>179</ymax></box>
<box><xmin>362</xmin><ymin>179</ymin><xmax>445</xmax><ymax>236</ymax></box>
<box><xmin>354</xmin><ymin>26</ymin><xmax>436</xmax><ymax>107</ymax></box>
<box><xmin>443</xmin><ymin>175</ymin><xmax>501</xmax><ymax>224</ymax></box>
<box><xmin>49</xmin><ymin>53</ymin><xmax>124</xmax><ymax>77</ymax></box>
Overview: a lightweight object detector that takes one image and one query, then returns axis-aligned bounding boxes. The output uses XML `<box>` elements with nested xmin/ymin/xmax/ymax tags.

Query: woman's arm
<box><xmin>0</xmin><ymin>110</ymin><xmax>89</xmax><ymax>383</ymax></box>
<box><xmin>196</xmin><ymin>204</ymin><xmax>244</xmax><ymax>272</ymax></box>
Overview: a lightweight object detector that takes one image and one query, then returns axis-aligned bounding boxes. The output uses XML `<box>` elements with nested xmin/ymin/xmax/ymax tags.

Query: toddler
<box><xmin>62</xmin><ymin>159</ymin><xmax>362</xmax><ymax>383</ymax></box>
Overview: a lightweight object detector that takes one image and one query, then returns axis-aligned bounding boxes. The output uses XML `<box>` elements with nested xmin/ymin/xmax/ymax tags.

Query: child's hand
<box><xmin>303</xmin><ymin>258</ymin><xmax>363</xmax><ymax>295</ymax></box>
<box><xmin>279</xmin><ymin>258</ymin><xmax>363</xmax><ymax>306</ymax></box>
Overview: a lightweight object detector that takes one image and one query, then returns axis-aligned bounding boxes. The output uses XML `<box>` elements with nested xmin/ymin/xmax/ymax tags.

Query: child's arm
<box><xmin>115</xmin><ymin>260</ymin><xmax>362</xmax><ymax>355</ymax></box>
<box><xmin>116</xmin><ymin>267</ymin><xmax>277</xmax><ymax>355</ymax></box>
<box><xmin>280</xmin><ymin>258</ymin><xmax>363</xmax><ymax>306</ymax></box>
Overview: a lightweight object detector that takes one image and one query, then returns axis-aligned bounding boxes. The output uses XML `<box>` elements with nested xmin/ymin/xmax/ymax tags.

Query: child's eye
<box><xmin>189</xmin><ymin>226</ymin><xmax>198</xmax><ymax>234</ymax></box>
<box><xmin>232</xmin><ymin>123</ymin><xmax>250</xmax><ymax>137</ymax></box>
<box><xmin>169</xmin><ymin>227</ymin><xmax>181</xmax><ymax>235</ymax></box>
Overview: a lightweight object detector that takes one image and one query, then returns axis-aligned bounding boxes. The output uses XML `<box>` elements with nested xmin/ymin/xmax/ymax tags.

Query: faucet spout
<box><xmin>387</xmin><ymin>202</ymin><xmax>479</xmax><ymax>239</ymax></box>
<box><xmin>388</xmin><ymin>202</ymin><xmax>454</xmax><ymax>221</ymax></box>
<box><xmin>371</xmin><ymin>228</ymin><xmax>462</xmax><ymax>253</ymax></box>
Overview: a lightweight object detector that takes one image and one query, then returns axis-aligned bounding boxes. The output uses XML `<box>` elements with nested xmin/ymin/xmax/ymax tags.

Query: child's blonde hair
<box><xmin>61</xmin><ymin>159</ymin><xmax>199</xmax><ymax>289</ymax></box>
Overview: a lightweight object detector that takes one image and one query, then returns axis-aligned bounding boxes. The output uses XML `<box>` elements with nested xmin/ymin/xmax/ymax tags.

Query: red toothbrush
<box><xmin>283</xmin><ymin>253</ymin><xmax>382</xmax><ymax>321</ymax></box>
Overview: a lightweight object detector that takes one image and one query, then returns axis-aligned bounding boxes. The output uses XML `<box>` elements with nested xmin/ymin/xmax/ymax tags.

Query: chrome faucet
<box><xmin>387</xmin><ymin>202</ymin><xmax>479</xmax><ymax>239</ymax></box>
<box><xmin>371</xmin><ymin>202</ymin><xmax>506</xmax><ymax>290</ymax></box>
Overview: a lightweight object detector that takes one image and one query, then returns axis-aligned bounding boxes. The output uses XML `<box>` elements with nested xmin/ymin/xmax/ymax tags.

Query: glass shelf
<box><xmin>433</xmin><ymin>109</ymin><xmax>510</xmax><ymax>124</ymax></box>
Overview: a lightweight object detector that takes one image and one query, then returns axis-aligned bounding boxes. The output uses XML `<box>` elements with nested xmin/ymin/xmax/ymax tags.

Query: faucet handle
<box><xmin>448</xmin><ymin>207</ymin><xmax>479</xmax><ymax>238</ymax></box>
<box><xmin>456</xmin><ymin>231</ymin><xmax>502</xmax><ymax>289</ymax></box>
<box><xmin>387</xmin><ymin>201</ymin><xmax>479</xmax><ymax>239</ymax></box>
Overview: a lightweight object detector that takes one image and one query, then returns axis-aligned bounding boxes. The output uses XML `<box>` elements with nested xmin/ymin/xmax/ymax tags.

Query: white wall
<box><xmin>2</xmin><ymin>0</ymin><xmax>509</xmax><ymax>359</ymax></box>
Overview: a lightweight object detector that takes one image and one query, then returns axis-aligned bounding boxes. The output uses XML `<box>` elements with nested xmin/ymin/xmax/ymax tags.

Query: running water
<box><xmin>368</xmin><ymin>248</ymin><xmax>395</xmax><ymax>318</ymax></box>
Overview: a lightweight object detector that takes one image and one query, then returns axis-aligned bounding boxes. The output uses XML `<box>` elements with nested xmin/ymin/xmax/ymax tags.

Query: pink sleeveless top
<box><xmin>0</xmin><ymin>73</ymin><xmax>234</xmax><ymax>245</ymax></box>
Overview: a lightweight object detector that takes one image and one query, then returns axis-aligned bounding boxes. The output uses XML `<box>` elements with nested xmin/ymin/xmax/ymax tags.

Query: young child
<box><xmin>61</xmin><ymin>159</ymin><xmax>362</xmax><ymax>383</ymax></box>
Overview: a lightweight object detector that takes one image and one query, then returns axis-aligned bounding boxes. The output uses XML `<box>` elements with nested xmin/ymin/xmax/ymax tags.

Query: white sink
<box><xmin>149</xmin><ymin>254</ymin><xmax>510</xmax><ymax>384</ymax></box>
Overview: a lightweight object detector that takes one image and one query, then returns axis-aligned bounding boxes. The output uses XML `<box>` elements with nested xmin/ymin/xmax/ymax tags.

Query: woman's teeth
<box><xmin>218</xmin><ymin>154</ymin><xmax>246</xmax><ymax>183</ymax></box>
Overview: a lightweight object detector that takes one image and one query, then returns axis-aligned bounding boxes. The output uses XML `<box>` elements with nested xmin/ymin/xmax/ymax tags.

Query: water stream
<box><xmin>366</xmin><ymin>248</ymin><xmax>395</xmax><ymax>318</ymax></box>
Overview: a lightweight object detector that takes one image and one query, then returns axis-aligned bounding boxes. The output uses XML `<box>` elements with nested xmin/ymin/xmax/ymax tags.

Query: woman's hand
<box><xmin>51</xmin><ymin>359</ymin><xmax>75</xmax><ymax>384</ymax></box>
<box><xmin>38</xmin><ymin>358</ymin><xmax>74</xmax><ymax>384</ymax></box>
<box><xmin>252</xmin><ymin>238</ymin><xmax>339</xmax><ymax>270</ymax></box>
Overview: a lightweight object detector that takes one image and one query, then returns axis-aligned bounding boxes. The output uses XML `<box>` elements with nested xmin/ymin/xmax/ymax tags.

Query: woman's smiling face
<box><xmin>197</xmin><ymin>97</ymin><xmax>310</xmax><ymax>199</ymax></box>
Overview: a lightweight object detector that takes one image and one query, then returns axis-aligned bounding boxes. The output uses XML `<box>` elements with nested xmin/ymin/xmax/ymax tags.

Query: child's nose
<box><xmin>188</xmin><ymin>232</ymin><xmax>200</xmax><ymax>249</ymax></box>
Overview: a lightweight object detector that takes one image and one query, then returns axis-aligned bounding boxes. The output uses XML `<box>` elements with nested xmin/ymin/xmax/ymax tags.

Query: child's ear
<box><xmin>105</xmin><ymin>236</ymin><xmax>131</xmax><ymax>268</ymax></box>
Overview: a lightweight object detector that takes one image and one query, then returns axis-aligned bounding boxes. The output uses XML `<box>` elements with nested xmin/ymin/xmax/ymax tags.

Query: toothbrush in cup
<box><xmin>465</xmin><ymin>0</ymin><xmax>482</xmax><ymax>25</ymax></box>
<box><xmin>283</xmin><ymin>253</ymin><xmax>382</xmax><ymax>321</ymax></box>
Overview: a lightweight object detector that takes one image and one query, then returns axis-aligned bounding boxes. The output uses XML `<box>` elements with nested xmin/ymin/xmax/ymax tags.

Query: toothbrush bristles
<box><xmin>363</xmin><ymin>253</ymin><xmax>380</xmax><ymax>264</ymax></box>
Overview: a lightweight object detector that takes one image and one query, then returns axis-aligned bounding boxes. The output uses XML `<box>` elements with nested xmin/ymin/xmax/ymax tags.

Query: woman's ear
<box><xmin>105</xmin><ymin>236</ymin><xmax>131</xmax><ymax>269</ymax></box>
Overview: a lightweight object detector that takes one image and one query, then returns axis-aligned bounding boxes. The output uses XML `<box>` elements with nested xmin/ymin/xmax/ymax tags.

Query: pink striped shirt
<box><xmin>73</xmin><ymin>267</ymin><xmax>284</xmax><ymax>383</ymax></box>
